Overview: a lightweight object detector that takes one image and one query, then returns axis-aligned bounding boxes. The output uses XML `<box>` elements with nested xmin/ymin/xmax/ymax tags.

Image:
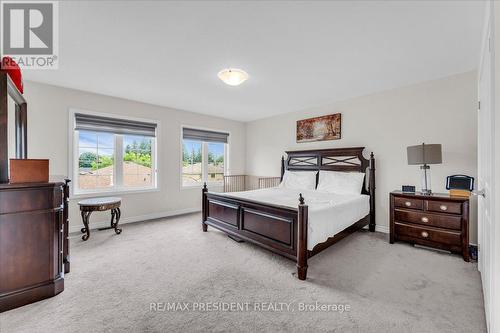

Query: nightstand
<box><xmin>390</xmin><ymin>191</ymin><xmax>469</xmax><ymax>261</ymax></box>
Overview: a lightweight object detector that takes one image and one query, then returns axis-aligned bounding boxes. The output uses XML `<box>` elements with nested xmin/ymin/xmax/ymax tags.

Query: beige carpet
<box><xmin>0</xmin><ymin>213</ymin><xmax>486</xmax><ymax>332</ymax></box>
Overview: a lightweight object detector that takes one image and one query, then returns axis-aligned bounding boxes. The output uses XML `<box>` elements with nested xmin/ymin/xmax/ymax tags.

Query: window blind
<box><xmin>75</xmin><ymin>113</ymin><xmax>157</xmax><ymax>137</ymax></box>
<box><xmin>183</xmin><ymin>127</ymin><xmax>229</xmax><ymax>143</ymax></box>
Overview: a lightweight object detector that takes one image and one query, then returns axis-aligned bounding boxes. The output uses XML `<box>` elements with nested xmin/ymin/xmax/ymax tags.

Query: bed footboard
<box><xmin>202</xmin><ymin>184</ymin><xmax>309</xmax><ymax>279</ymax></box>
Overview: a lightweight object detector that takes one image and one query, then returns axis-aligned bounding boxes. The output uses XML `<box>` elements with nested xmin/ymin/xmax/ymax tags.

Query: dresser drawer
<box><xmin>0</xmin><ymin>186</ymin><xmax>62</xmax><ymax>215</ymax></box>
<box><xmin>395</xmin><ymin>222</ymin><xmax>461</xmax><ymax>246</ymax></box>
<box><xmin>426</xmin><ymin>200</ymin><xmax>462</xmax><ymax>215</ymax></box>
<box><xmin>394</xmin><ymin>197</ymin><xmax>423</xmax><ymax>210</ymax></box>
<box><xmin>394</xmin><ymin>209</ymin><xmax>461</xmax><ymax>230</ymax></box>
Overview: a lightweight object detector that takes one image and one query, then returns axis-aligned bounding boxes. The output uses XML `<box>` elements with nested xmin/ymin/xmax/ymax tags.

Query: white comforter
<box><xmin>221</xmin><ymin>188</ymin><xmax>370</xmax><ymax>250</ymax></box>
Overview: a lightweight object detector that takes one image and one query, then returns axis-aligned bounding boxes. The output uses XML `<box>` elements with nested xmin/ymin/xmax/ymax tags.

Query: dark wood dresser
<box><xmin>0</xmin><ymin>179</ymin><xmax>70</xmax><ymax>312</ymax></box>
<box><xmin>390</xmin><ymin>191</ymin><xmax>469</xmax><ymax>261</ymax></box>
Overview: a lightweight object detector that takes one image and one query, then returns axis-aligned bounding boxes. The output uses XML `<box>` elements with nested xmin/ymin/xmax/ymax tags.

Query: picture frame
<box><xmin>296</xmin><ymin>113</ymin><xmax>341</xmax><ymax>143</ymax></box>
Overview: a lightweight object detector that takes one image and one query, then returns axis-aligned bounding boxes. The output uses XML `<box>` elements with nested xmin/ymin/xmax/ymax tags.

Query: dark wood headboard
<box><xmin>283</xmin><ymin>147</ymin><xmax>370</xmax><ymax>173</ymax></box>
<box><xmin>280</xmin><ymin>147</ymin><xmax>375</xmax><ymax>220</ymax></box>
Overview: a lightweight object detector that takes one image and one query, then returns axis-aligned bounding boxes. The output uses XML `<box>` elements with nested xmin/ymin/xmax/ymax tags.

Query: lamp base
<box><xmin>420</xmin><ymin>164</ymin><xmax>432</xmax><ymax>194</ymax></box>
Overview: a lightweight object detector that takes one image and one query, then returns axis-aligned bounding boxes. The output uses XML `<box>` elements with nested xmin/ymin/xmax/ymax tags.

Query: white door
<box><xmin>478</xmin><ymin>15</ymin><xmax>494</xmax><ymax>332</ymax></box>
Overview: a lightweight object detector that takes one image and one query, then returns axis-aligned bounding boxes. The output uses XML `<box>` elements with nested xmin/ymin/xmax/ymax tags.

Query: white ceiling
<box><xmin>24</xmin><ymin>1</ymin><xmax>486</xmax><ymax>122</ymax></box>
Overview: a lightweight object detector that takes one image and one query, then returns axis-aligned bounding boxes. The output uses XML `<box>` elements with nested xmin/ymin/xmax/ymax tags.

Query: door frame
<box><xmin>478</xmin><ymin>2</ymin><xmax>498</xmax><ymax>332</ymax></box>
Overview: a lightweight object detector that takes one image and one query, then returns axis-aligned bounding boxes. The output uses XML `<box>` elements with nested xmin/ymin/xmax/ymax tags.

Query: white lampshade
<box><xmin>217</xmin><ymin>68</ymin><xmax>248</xmax><ymax>86</ymax></box>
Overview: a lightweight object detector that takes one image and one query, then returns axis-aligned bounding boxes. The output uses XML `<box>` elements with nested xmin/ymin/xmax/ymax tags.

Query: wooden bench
<box><xmin>78</xmin><ymin>197</ymin><xmax>122</xmax><ymax>241</ymax></box>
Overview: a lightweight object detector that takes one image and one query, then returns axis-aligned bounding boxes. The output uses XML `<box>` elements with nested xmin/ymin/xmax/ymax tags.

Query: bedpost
<box><xmin>280</xmin><ymin>155</ymin><xmax>285</xmax><ymax>181</ymax></box>
<box><xmin>369</xmin><ymin>152</ymin><xmax>376</xmax><ymax>232</ymax></box>
<box><xmin>297</xmin><ymin>193</ymin><xmax>308</xmax><ymax>280</ymax></box>
<box><xmin>202</xmin><ymin>182</ymin><xmax>208</xmax><ymax>232</ymax></box>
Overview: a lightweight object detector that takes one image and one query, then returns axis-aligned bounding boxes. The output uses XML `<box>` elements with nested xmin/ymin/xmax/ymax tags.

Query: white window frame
<box><xmin>180</xmin><ymin>125</ymin><xmax>229</xmax><ymax>189</ymax></box>
<box><xmin>69</xmin><ymin>108</ymin><xmax>160</xmax><ymax>198</ymax></box>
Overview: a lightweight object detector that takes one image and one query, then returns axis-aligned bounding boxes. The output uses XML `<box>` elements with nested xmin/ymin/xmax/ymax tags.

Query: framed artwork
<box><xmin>296</xmin><ymin>113</ymin><xmax>341</xmax><ymax>143</ymax></box>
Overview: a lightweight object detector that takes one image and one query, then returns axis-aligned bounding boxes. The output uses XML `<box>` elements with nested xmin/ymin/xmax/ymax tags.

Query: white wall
<box><xmin>246</xmin><ymin>71</ymin><xmax>478</xmax><ymax>243</ymax></box>
<box><xmin>16</xmin><ymin>72</ymin><xmax>478</xmax><ymax>242</ymax></box>
<box><xmin>21</xmin><ymin>81</ymin><xmax>246</xmax><ymax>232</ymax></box>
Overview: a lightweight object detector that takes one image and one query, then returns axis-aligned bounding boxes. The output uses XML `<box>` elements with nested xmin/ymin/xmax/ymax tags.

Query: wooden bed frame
<box><xmin>202</xmin><ymin>147</ymin><xmax>375</xmax><ymax>280</ymax></box>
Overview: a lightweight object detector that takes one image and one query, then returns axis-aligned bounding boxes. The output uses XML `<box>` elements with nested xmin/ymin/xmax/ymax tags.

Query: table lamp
<box><xmin>407</xmin><ymin>143</ymin><xmax>442</xmax><ymax>195</ymax></box>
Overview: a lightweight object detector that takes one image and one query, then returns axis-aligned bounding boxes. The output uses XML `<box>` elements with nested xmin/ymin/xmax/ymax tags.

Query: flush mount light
<box><xmin>217</xmin><ymin>68</ymin><xmax>248</xmax><ymax>86</ymax></box>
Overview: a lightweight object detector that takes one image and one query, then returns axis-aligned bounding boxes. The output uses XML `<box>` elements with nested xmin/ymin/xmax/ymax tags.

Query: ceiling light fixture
<box><xmin>218</xmin><ymin>68</ymin><xmax>248</xmax><ymax>86</ymax></box>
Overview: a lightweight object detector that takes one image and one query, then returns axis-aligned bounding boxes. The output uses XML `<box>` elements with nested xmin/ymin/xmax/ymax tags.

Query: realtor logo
<box><xmin>1</xmin><ymin>1</ymin><xmax>59</xmax><ymax>69</ymax></box>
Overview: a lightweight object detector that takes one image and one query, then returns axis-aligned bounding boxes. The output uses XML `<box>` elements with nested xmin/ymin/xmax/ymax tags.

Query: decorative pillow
<box><xmin>279</xmin><ymin>171</ymin><xmax>317</xmax><ymax>190</ymax></box>
<box><xmin>317</xmin><ymin>171</ymin><xmax>365</xmax><ymax>194</ymax></box>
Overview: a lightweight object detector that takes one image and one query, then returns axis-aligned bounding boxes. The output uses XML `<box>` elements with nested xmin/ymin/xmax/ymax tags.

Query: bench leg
<box><xmin>81</xmin><ymin>211</ymin><xmax>91</xmax><ymax>241</ymax></box>
<box><xmin>111</xmin><ymin>208</ymin><xmax>122</xmax><ymax>235</ymax></box>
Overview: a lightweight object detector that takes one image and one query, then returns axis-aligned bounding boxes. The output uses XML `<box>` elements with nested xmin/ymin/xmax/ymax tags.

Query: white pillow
<box><xmin>317</xmin><ymin>171</ymin><xmax>365</xmax><ymax>194</ymax></box>
<box><xmin>279</xmin><ymin>171</ymin><xmax>317</xmax><ymax>190</ymax></box>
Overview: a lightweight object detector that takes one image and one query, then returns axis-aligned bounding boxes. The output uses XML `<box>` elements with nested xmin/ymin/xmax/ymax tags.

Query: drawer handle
<box><xmin>421</xmin><ymin>231</ymin><xmax>429</xmax><ymax>238</ymax></box>
<box><xmin>405</xmin><ymin>201</ymin><xmax>412</xmax><ymax>207</ymax></box>
<box><xmin>421</xmin><ymin>217</ymin><xmax>429</xmax><ymax>223</ymax></box>
<box><xmin>440</xmin><ymin>205</ymin><xmax>448</xmax><ymax>211</ymax></box>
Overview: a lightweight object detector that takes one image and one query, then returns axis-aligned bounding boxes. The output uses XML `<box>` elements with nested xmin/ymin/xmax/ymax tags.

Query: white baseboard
<box><xmin>375</xmin><ymin>225</ymin><xmax>389</xmax><ymax>233</ymax></box>
<box><xmin>363</xmin><ymin>224</ymin><xmax>389</xmax><ymax>234</ymax></box>
<box><xmin>69</xmin><ymin>207</ymin><xmax>200</xmax><ymax>234</ymax></box>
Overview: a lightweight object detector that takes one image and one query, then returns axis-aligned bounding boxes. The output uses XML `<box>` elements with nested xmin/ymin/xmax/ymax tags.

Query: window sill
<box><xmin>70</xmin><ymin>187</ymin><xmax>160</xmax><ymax>200</ymax></box>
<box><xmin>181</xmin><ymin>183</ymin><xmax>224</xmax><ymax>190</ymax></box>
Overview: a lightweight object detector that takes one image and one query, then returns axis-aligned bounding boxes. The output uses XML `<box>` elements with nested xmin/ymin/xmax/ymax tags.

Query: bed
<box><xmin>201</xmin><ymin>147</ymin><xmax>375</xmax><ymax>280</ymax></box>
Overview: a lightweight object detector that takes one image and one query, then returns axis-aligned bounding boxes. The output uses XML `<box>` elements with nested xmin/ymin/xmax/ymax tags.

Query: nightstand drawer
<box><xmin>394</xmin><ymin>197</ymin><xmax>423</xmax><ymax>210</ymax></box>
<box><xmin>394</xmin><ymin>209</ymin><xmax>461</xmax><ymax>230</ymax></box>
<box><xmin>395</xmin><ymin>222</ymin><xmax>461</xmax><ymax>246</ymax></box>
<box><xmin>426</xmin><ymin>200</ymin><xmax>462</xmax><ymax>215</ymax></box>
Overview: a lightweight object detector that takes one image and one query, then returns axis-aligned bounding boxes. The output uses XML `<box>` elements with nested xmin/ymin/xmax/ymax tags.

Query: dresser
<box><xmin>390</xmin><ymin>191</ymin><xmax>469</xmax><ymax>261</ymax></box>
<box><xmin>0</xmin><ymin>179</ymin><xmax>70</xmax><ymax>312</ymax></box>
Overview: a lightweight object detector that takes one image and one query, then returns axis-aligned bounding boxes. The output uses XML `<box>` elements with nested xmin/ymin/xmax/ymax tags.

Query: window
<box><xmin>182</xmin><ymin>127</ymin><xmax>228</xmax><ymax>187</ymax></box>
<box><xmin>78</xmin><ymin>131</ymin><xmax>115</xmax><ymax>190</ymax></box>
<box><xmin>72</xmin><ymin>111</ymin><xmax>158</xmax><ymax>194</ymax></box>
<box><xmin>123</xmin><ymin>135</ymin><xmax>154</xmax><ymax>188</ymax></box>
<box><xmin>182</xmin><ymin>140</ymin><xmax>203</xmax><ymax>186</ymax></box>
<box><xmin>207</xmin><ymin>142</ymin><xmax>224</xmax><ymax>183</ymax></box>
